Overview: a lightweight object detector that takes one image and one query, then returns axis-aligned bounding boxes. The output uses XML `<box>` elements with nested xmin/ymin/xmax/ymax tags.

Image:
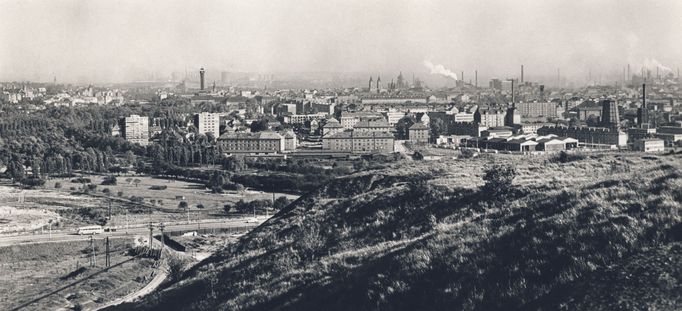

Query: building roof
<box><xmin>409</xmin><ymin>122</ymin><xmax>429</xmax><ymax>130</ymax></box>
<box><xmin>218</xmin><ymin>131</ymin><xmax>283</xmax><ymax>140</ymax></box>
<box><xmin>354</xmin><ymin>119</ymin><xmax>392</xmax><ymax>128</ymax></box>
<box><xmin>325</xmin><ymin>131</ymin><xmax>394</xmax><ymax>139</ymax></box>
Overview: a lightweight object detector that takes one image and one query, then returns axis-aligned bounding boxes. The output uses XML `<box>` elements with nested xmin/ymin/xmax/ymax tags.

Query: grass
<box><xmin>0</xmin><ymin>238</ymin><xmax>157</xmax><ymax>311</ymax></box>
<box><xmin>44</xmin><ymin>174</ymin><xmax>298</xmax><ymax>211</ymax></box>
<box><xmin>109</xmin><ymin>151</ymin><xmax>682</xmax><ymax>311</ymax></box>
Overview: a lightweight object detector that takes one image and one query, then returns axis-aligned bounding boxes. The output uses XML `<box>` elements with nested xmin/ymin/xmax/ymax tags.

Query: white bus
<box><xmin>77</xmin><ymin>225</ymin><xmax>104</xmax><ymax>235</ymax></box>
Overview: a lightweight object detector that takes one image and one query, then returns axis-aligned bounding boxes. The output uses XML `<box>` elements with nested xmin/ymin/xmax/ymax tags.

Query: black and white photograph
<box><xmin>0</xmin><ymin>0</ymin><xmax>681</xmax><ymax>310</ymax></box>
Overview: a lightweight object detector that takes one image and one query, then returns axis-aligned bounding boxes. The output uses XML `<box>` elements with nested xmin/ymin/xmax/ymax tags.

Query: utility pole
<box><xmin>148</xmin><ymin>222</ymin><xmax>153</xmax><ymax>249</ymax></box>
<box><xmin>105</xmin><ymin>237</ymin><xmax>110</xmax><ymax>267</ymax></box>
<box><xmin>159</xmin><ymin>223</ymin><xmax>165</xmax><ymax>259</ymax></box>
<box><xmin>91</xmin><ymin>236</ymin><xmax>97</xmax><ymax>267</ymax></box>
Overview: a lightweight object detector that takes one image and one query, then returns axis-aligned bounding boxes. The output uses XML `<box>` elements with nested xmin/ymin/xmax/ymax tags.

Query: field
<box><xmin>0</xmin><ymin>237</ymin><xmax>157</xmax><ymax>311</ymax></box>
<box><xmin>0</xmin><ymin>174</ymin><xmax>299</xmax><ymax>234</ymax></box>
<box><xmin>44</xmin><ymin>174</ymin><xmax>299</xmax><ymax>211</ymax></box>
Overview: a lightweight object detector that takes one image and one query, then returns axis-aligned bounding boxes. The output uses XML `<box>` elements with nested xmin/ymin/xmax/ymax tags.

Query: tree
<box><xmin>125</xmin><ymin>177</ymin><xmax>133</xmax><ymax>185</ymax></box>
<box><xmin>133</xmin><ymin>179</ymin><xmax>141</xmax><ymax>187</ymax></box>
<box><xmin>429</xmin><ymin>118</ymin><xmax>447</xmax><ymax>141</ymax></box>
<box><xmin>482</xmin><ymin>164</ymin><xmax>517</xmax><ymax>194</ymax></box>
<box><xmin>273</xmin><ymin>196</ymin><xmax>291</xmax><ymax>210</ymax></box>
<box><xmin>395</xmin><ymin>116</ymin><xmax>415</xmax><ymax>140</ymax></box>
<box><xmin>249</xmin><ymin>119</ymin><xmax>269</xmax><ymax>132</ymax></box>
<box><xmin>117</xmin><ymin>191</ymin><xmax>124</xmax><ymax>197</ymax></box>
<box><xmin>178</xmin><ymin>201</ymin><xmax>188</xmax><ymax>209</ymax></box>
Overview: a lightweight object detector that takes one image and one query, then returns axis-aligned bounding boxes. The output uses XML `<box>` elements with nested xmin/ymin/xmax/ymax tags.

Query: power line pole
<box><xmin>105</xmin><ymin>236</ymin><xmax>110</xmax><ymax>267</ymax></box>
<box><xmin>91</xmin><ymin>236</ymin><xmax>97</xmax><ymax>267</ymax></box>
<box><xmin>159</xmin><ymin>223</ymin><xmax>165</xmax><ymax>259</ymax></box>
<box><xmin>148</xmin><ymin>222</ymin><xmax>153</xmax><ymax>249</ymax></box>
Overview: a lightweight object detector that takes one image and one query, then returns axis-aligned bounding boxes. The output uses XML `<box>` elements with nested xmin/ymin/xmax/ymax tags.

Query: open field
<box><xmin>0</xmin><ymin>237</ymin><xmax>157</xmax><ymax>311</ymax></box>
<box><xmin>0</xmin><ymin>174</ymin><xmax>299</xmax><ymax>234</ymax></box>
<box><xmin>44</xmin><ymin>174</ymin><xmax>299</xmax><ymax>211</ymax></box>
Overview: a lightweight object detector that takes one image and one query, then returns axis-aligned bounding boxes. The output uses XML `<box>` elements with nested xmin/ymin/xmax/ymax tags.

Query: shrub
<box><xmin>149</xmin><ymin>185</ymin><xmax>167</xmax><ymax>190</ymax></box>
<box><xmin>117</xmin><ymin>191</ymin><xmax>124</xmax><ymax>197</ymax></box>
<box><xmin>482</xmin><ymin>164</ymin><xmax>517</xmax><ymax>194</ymax></box>
<box><xmin>54</xmin><ymin>182</ymin><xmax>62</xmax><ymax>189</ymax></box>
<box><xmin>20</xmin><ymin>177</ymin><xmax>46</xmax><ymax>188</ymax></box>
<box><xmin>460</xmin><ymin>148</ymin><xmax>476</xmax><ymax>159</ymax></box>
<box><xmin>178</xmin><ymin>201</ymin><xmax>188</xmax><ymax>209</ymax></box>
<box><xmin>101</xmin><ymin>175</ymin><xmax>117</xmax><ymax>185</ymax></box>
<box><xmin>552</xmin><ymin>150</ymin><xmax>587</xmax><ymax>163</ymax></box>
<box><xmin>196</xmin><ymin>204</ymin><xmax>205</xmax><ymax>209</ymax></box>
<box><xmin>102</xmin><ymin>188</ymin><xmax>111</xmax><ymax>195</ymax></box>
<box><xmin>71</xmin><ymin>177</ymin><xmax>91</xmax><ymax>183</ymax></box>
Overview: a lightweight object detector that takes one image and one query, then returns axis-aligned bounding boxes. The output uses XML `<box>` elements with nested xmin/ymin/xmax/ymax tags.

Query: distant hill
<box><xmin>111</xmin><ymin>152</ymin><xmax>682</xmax><ymax>311</ymax></box>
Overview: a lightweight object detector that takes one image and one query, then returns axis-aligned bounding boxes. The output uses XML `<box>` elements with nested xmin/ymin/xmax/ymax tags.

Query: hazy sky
<box><xmin>1</xmin><ymin>0</ymin><xmax>681</xmax><ymax>84</ymax></box>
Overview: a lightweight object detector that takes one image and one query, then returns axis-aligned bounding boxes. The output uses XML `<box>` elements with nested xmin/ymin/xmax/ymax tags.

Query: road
<box><xmin>0</xmin><ymin>218</ymin><xmax>266</xmax><ymax>247</ymax></box>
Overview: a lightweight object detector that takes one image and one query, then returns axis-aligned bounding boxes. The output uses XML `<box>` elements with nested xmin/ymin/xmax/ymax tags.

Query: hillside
<box><xmin>112</xmin><ymin>152</ymin><xmax>682</xmax><ymax>311</ymax></box>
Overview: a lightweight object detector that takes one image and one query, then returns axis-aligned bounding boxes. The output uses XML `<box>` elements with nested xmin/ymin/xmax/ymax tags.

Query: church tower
<box><xmin>376</xmin><ymin>76</ymin><xmax>382</xmax><ymax>93</ymax></box>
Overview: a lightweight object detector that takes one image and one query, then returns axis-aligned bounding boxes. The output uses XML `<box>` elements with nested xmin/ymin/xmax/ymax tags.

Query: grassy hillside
<box><xmin>112</xmin><ymin>152</ymin><xmax>682</xmax><ymax>311</ymax></box>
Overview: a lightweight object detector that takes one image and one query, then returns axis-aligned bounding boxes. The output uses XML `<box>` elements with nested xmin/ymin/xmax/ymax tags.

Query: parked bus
<box><xmin>77</xmin><ymin>225</ymin><xmax>104</xmax><ymax>235</ymax></box>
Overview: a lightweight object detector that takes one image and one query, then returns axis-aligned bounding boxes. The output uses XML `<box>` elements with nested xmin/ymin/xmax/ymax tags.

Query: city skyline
<box><xmin>1</xmin><ymin>0</ymin><xmax>681</xmax><ymax>85</ymax></box>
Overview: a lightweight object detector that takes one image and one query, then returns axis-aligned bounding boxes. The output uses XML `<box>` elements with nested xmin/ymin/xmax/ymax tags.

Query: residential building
<box><xmin>354</xmin><ymin>118</ymin><xmax>393</xmax><ymax>133</ymax></box>
<box><xmin>516</xmin><ymin>102</ymin><xmax>558</xmax><ymax>118</ymax></box>
<box><xmin>217</xmin><ymin>131</ymin><xmax>285</xmax><ymax>154</ymax></box>
<box><xmin>474</xmin><ymin>108</ymin><xmax>506</xmax><ymax>127</ymax></box>
<box><xmin>322</xmin><ymin>131</ymin><xmax>394</xmax><ymax>153</ymax></box>
<box><xmin>194</xmin><ymin>112</ymin><xmax>220</xmax><ymax>137</ymax></box>
<box><xmin>409</xmin><ymin>122</ymin><xmax>430</xmax><ymax>143</ymax></box>
<box><xmin>123</xmin><ymin>115</ymin><xmax>149</xmax><ymax>146</ymax></box>
<box><xmin>321</xmin><ymin>118</ymin><xmax>343</xmax><ymax>137</ymax></box>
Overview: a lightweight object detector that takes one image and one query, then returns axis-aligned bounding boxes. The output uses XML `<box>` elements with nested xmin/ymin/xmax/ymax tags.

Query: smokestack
<box><xmin>521</xmin><ymin>65</ymin><xmax>524</xmax><ymax>83</ymax></box>
<box><xmin>627</xmin><ymin>64</ymin><xmax>630</xmax><ymax>81</ymax></box>
<box><xmin>511</xmin><ymin>79</ymin><xmax>515</xmax><ymax>105</ymax></box>
<box><xmin>461</xmin><ymin>71</ymin><xmax>464</xmax><ymax>86</ymax></box>
<box><xmin>657</xmin><ymin>66</ymin><xmax>660</xmax><ymax>79</ymax></box>
<box><xmin>475</xmin><ymin>70</ymin><xmax>478</xmax><ymax>88</ymax></box>
<box><xmin>199</xmin><ymin>68</ymin><xmax>206</xmax><ymax>90</ymax></box>
<box><xmin>643</xmin><ymin>83</ymin><xmax>646</xmax><ymax>109</ymax></box>
<box><xmin>557</xmin><ymin>68</ymin><xmax>560</xmax><ymax>88</ymax></box>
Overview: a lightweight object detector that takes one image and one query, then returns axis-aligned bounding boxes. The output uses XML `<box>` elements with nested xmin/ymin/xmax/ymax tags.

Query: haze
<box><xmin>1</xmin><ymin>0</ymin><xmax>681</xmax><ymax>85</ymax></box>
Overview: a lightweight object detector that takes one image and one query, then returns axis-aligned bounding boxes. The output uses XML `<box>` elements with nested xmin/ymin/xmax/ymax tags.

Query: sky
<box><xmin>1</xmin><ymin>0</ymin><xmax>681</xmax><ymax>85</ymax></box>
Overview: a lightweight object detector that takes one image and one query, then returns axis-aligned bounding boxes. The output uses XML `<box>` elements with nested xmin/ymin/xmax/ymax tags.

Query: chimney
<box><xmin>475</xmin><ymin>70</ymin><xmax>478</xmax><ymax>88</ymax></box>
<box><xmin>511</xmin><ymin>79</ymin><xmax>515</xmax><ymax>105</ymax></box>
<box><xmin>521</xmin><ymin>65</ymin><xmax>524</xmax><ymax>83</ymax></box>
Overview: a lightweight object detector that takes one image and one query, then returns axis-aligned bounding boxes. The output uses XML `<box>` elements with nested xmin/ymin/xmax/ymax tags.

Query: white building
<box><xmin>124</xmin><ymin>115</ymin><xmax>149</xmax><ymax>146</ymax></box>
<box><xmin>194</xmin><ymin>112</ymin><xmax>220</xmax><ymax>137</ymax></box>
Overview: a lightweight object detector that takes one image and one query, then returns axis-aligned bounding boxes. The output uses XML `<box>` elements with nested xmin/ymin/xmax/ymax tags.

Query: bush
<box><xmin>20</xmin><ymin>177</ymin><xmax>46</xmax><ymax>188</ymax></box>
<box><xmin>178</xmin><ymin>201</ymin><xmax>188</xmax><ymax>209</ymax></box>
<box><xmin>54</xmin><ymin>182</ymin><xmax>62</xmax><ymax>189</ymax></box>
<box><xmin>552</xmin><ymin>150</ymin><xmax>587</xmax><ymax>163</ymax></box>
<box><xmin>149</xmin><ymin>185</ymin><xmax>168</xmax><ymax>190</ymax></box>
<box><xmin>196</xmin><ymin>204</ymin><xmax>205</xmax><ymax>209</ymax></box>
<box><xmin>102</xmin><ymin>188</ymin><xmax>111</xmax><ymax>195</ymax></box>
<box><xmin>71</xmin><ymin>177</ymin><xmax>91</xmax><ymax>183</ymax></box>
<box><xmin>117</xmin><ymin>191</ymin><xmax>124</xmax><ymax>197</ymax></box>
<box><xmin>482</xmin><ymin>164</ymin><xmax>517</xmax><ymax>194</ymax></box>
<box><xmin>101</xmin><ymin>175</ymin><xmax>117</xmax><ymax>185</ymax></box>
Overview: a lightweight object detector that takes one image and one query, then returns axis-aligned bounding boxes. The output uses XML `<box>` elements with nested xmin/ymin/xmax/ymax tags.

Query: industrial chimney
<box><xmin>521</xmin><ymin>65</ymin><xmax>524</xmax><ymax>83</ymax></box>
<box><xmin>199</xmin><ymin>68</ymin><xmax>206</xmax><ymax>91</ymax></box>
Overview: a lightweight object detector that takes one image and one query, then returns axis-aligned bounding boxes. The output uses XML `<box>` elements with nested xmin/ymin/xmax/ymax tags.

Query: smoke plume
<box><xmin>423</xmin><ymin>60</ymin><xmax>458</xmax><ymax>80</ymax></box>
